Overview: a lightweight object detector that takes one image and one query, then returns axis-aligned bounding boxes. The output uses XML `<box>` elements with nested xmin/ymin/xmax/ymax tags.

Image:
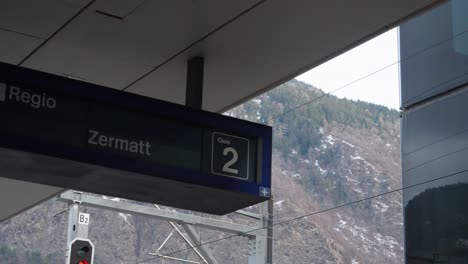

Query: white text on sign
<box><xmin>88</xmin><ymin>129</ymin><xmax>152</xmax><ymax>156</ymax></box>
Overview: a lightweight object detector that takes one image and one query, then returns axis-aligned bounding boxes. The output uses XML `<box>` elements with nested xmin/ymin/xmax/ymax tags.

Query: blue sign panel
<box><xmin>0</xmin><ymin>62</ymin><xmax>272</xmax><ymax>215</ymax></box>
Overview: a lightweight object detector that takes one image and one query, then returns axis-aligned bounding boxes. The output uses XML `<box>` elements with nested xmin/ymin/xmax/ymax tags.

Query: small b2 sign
<box><xmin>211</xmin><ymin>132</ymin><xmax>249</xmax><ymax>180</ymax></box>
<box><xmin>78</xmin><ymin>213</ymin><xmax>90</xmax><ymax>225</ymax></box>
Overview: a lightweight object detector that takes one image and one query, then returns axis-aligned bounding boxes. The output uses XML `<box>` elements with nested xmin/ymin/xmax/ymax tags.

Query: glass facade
<box><xmin>399</xmin><ymin>0</ymin><xmax>468</xmax><ymax>108</ymax></box>
<box><xmin>400</xmin><ymin>1</ymin><xmax>468</xmax><ymax>263</ymax></box>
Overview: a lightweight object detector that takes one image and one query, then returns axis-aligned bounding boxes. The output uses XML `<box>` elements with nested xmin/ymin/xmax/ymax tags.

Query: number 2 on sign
<box><xmin>222</xmin><ymin>147</ymin><xmax>239</xmax><ymax>174</ymax></box>
<box><xmin>78</xmin><ymin>213</ymin><xmax>90</xmax><ymax>225</ymax></box>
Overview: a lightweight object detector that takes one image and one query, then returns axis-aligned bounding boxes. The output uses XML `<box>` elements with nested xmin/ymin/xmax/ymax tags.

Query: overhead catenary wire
<box><xmin>267</xmin><ymin>71</ymin><xmax>468</xmax><ymax>165</ymax></box>
<box><xmin>404</xmin><ymin>143</ymin><xmax>468</xmax><ymax>173</ymax></box>
<box><xmin>142</xmin><ymin>18</ymin><xmax>465</xmax><ymax>259</ymax></box>
<box><xmin>136</xmin><ymin>25</ymin><xmax>468</xmax><ymax>264</ymax></box>
<box><xmin>265</xmin><ymin>28</ymin><xmax>468</xmax><ymax>161</ymax></box>
<box><xmin>135</xmin><ymin>166</ymin><xmax>468</xmax><ymax>264</ymax></box>
<box><xmin>267</xmin><ymin>27</ymin><xmax>468</xmax><ymax>123</ymax></box>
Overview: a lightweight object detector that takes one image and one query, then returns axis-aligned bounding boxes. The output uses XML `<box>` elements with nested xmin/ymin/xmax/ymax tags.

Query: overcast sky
<box><xmin>296</xmin><ymin>28</ymin><xmax>400</xmax><ymax>110</ymax></box>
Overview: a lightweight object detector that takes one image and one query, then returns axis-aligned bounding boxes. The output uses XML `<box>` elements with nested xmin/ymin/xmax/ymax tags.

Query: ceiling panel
<box><xmin>24</xmin><ymin>40</ymin><xmax>154</xmax><ymax>89</ymax></box>
<box><xmin>0</xmin><ymin>29</ymin><xmax>42</xmax><ymax>64</ymax></box>
<box><xmin>0</xmin><ymin>0</ymin><xmax>89</xmax><ymax>39</ymax></box>
<box><xmin>21</xmin><ymin>0</ymin><xmax>259</xmax><ymax>89</ymax></box>
<box><xmin>128</xmin><ymin>51</ymin><xmax>189</xmax><ymax>105</ymax></box>
<box><xmin>201</xmin><ymin>0</ymin><xmax>444</xmax><ymax>111</ymax></box>
<box><xmin>124</xmin><ymin>0</ymin><xmax>442</xmax><ymax>112</ymax></box>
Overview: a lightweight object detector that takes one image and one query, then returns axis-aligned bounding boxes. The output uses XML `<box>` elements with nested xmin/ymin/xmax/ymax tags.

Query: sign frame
<box><xmin>211</xmin><ymin>132</ymin><xmax>250</xmax><ymax>181</ymax></box>
<box><xmin>0</xmin><ymin>62</ymin><xmax>272</xmax><ymax>214</ymax></box>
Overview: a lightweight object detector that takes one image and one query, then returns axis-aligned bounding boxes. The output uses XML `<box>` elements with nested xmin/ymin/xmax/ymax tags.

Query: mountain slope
<box><xmin>0</xmin><ymin>80</ymin><xmax>402</xmax><ymax>263</ymax></box>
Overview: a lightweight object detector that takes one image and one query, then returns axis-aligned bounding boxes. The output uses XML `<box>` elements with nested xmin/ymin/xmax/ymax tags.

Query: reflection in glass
<box><xmin>405</xmin><ymin>182</ymin><xmax>468</xmax><ymax>263</ymax></box>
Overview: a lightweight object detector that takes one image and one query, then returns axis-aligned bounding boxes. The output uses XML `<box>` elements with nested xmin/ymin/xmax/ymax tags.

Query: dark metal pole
<box><xmin>185</xmin><ymin>57</ymin><xmax>204</xmax><ymax>109</ymax></box>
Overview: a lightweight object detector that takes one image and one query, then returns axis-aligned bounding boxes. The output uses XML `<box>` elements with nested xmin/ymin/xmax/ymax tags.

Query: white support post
<box><xmin>248</xmin><ymin>231</ymin><xmax>267</xmax><ymax>264</ymax></box>
<box><xmin>66</xmin><ymin>203</ymin><xmax>79</xmax><ymax>246</ymax></box>
<box><xmin>248</xmin><ymin>201</ymin><xmax>270</xmax><ymax>264</ymax></box>
<box><xmin>266</xmin><ymin>199</ymin><xmax>273</xmax><ymax>264</ymax></box>
<box><xmin>65</xmin><ymin>195</ymin><xmax>90</xmax><ymax>264</ymax></box>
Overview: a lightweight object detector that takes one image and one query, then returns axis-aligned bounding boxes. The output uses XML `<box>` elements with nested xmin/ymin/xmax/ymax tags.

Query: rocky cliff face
<box><xmin>0</xmin><ymin>80</ymin><xmax>402</xmax><ymax>263</ymax></box>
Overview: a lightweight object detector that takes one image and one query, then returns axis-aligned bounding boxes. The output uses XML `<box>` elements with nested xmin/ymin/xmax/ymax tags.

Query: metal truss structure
<box><xmin>59</xmin><ymin>190</ymin><xmax>273</xmax><ymax>264</ymax></box>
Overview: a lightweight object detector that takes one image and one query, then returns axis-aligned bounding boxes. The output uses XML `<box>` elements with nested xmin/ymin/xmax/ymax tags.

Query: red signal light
<box><xmin>78</xmin><ymin>261</ymin><xmax>89</xmax><ymax>264</ymax></box>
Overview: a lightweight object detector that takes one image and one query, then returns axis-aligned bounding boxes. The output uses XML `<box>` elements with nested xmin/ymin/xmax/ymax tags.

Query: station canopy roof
<box><xmin>0</xmin><ymin>0</ymin><xmax>442</xmax><ymax>221</ymax></box>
